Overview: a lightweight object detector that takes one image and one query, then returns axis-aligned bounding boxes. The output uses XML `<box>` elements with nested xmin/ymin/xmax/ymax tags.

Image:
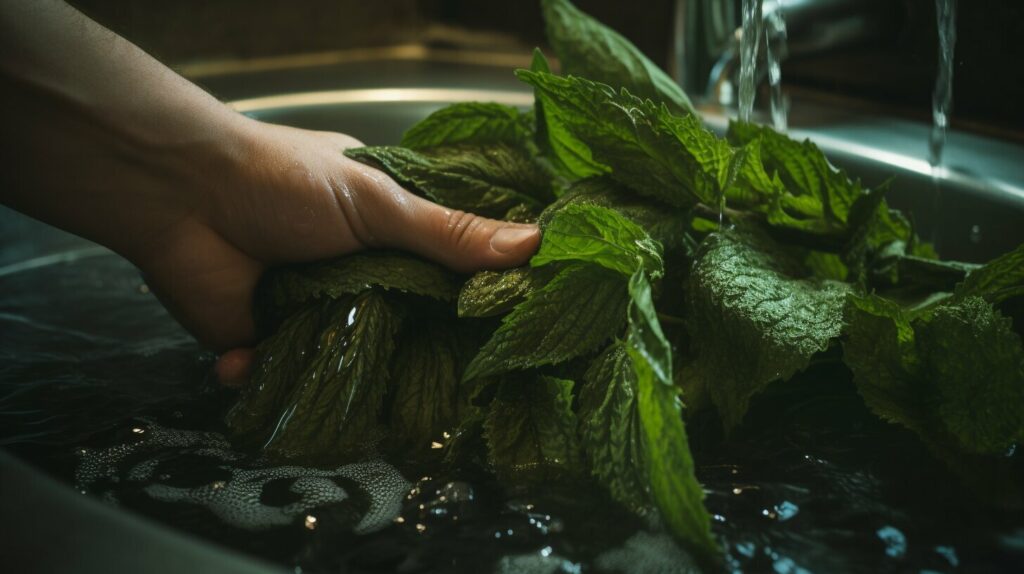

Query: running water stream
<box><xmin>929</xmin><ymin>0</ymin><xmax>957</xmax><ymax>245</ymax></box>
<box><xmin>738</xmin><ymin>0</ymin><xmax>764</xmax><ymax>124</ymax></box>
<box><xmin>764</xmin><ymin>1</ymin><xmax>788</xmax><ymax>132</ymax></box>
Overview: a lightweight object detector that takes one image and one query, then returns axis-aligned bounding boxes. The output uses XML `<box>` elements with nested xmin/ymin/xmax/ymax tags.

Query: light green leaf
<box><xmin>464</xmin><ymin>263</ymin><xmax>629</xmax><ymax>380</ymax></box>
<box><xmin>401</xmin><ymin>102</ymin><xmax>529</xmax><ymax>150</ymax></box>
<box><xmin>686</xmin><ymin>229</ymin><xmax>851</xmax><ymax>430</ymax></box>
<box><xmin>484</xmin><ymin>375</ymin><xmax>582</xmax><ymax>482</ymax></box>
<box><xmin>345</xmin><ymin>144</ymin><xmax>553</xmax><ymax>217</ymax></box>
<box><xmin>532</xmin><ymin>204</ymin><xmax>664</xmax><ymax>277</ymax></box>
<box><xmin>517</xmin><ymin>70</ymin><xmax>732</xmax><ymax>208</ymax></box>
<box><xmin>627</xmin><ymin>269</ymin><xmax>718</xmax><ymax>558</ymax></box>
<box><xmin>541</xmin><ymin>0</ymin><xmax>695</xmax><ymax>116</ymax></box>
<box><xmin>529</xmin><ymin>48</ymin><xmax>610</xmax><ymax>180</ymax></box>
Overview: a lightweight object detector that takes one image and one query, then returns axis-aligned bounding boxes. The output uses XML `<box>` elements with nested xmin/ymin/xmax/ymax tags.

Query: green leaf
<box><xmin>843</xmin><ymin>294</ymin><xmax>1024</xmax><ymax>456</ymax></box>
<box><xmin>387</xmin><ymin>320</ymin><xmax>464</xmax><ymax>451</ymax></box>
<box><xmin>458</xmin><ymin>265</ymin><xmax>557</xmax><ymax>318</ymax></box>
<box><xmin>531</xmin><ymin>204</ymin><xmax>664</xmax><ymax>277</ymax></box>
<box><xmin>464</xmin><ymin>263</ymin><xmax>629</xmax><ymax>380</ymax></box>
<box><xmin>537</xmin><ymin>177</ymin><xmax>692</xmax><ymax>250</ymax></box>
<box><xmin>401</xmin><ymin>102</ymin><xmax>529</xmax><ymax>150</ymax></box>
<box><xmin>225</xmin><ymin>303</ymin><xmax>326</xmax><ymax>443</ymax></box>
<box><xmin>541</xmin><ymin>0</ymin><xmax>695</xmax><ymax>116</ymax></box>
<box><xmin>345</xmin><ymin>144</ymin><xmax>553</xmax><ymax>218</ymax></box>
<box><xmin>627</xmin><ymin>270</ymin><xmax>718</xmax><ymax>559</ymax></box>
<box><xmin>956</xmin><ymin>243</ymin><xmax>1024</xmax><ymax>304</ymax></box>
<box><xmin>529</xmin><ymin>48</ymin><xmax>610</xmax><ymax>180</ymax></box>
<box><xmin>259</xmin><ymin>252</ymin><xmax>459</xmax><ymax>323</ymax></box>
<box><xmin>578</xmin><ymin>343</ymin><xmax>649</xmax><ymax>511</ymax></box>
<box><xmin>261</xmin><ymin>292</ymin><xmax>403</xmax><ymax>463</ymax></box>
<box><xmin>918</xmin><ymin>297</ymin><xmax>1024</xmax><ymax>454</ymax></box>
<box><xmin>483</xmin><ymin>375</ymin><xmax>582</xmax><ymax>482</ymax></box>
<box><xmin>685</xmin><ymin>229</ymin><xmax>851</xmax><ymax>430</ymax></box>
<box><xmin>517</xmin><ymin>70</ymin><xmax>732</xmax><ymax>208</ymax></box>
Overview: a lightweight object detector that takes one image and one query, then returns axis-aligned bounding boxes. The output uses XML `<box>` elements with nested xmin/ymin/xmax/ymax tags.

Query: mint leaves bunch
<box><xmin>226</xmin><ymin>0</ymin><xmax>1024</xmax><ymax>563</ymax></box>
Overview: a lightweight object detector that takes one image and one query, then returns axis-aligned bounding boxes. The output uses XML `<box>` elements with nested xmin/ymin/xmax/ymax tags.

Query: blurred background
<box><xmin>68</xmin><ymin>0</ymin><xmax>1024</xmax><ymax>140</ymax></box>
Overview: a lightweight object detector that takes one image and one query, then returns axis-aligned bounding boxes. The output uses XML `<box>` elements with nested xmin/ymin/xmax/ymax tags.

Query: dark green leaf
<box><xmin>532</xmin><ymin>204</ymin><xmax>664</xmax><ymax>277</ymax></box>
<box><xmin>627</xmin><ymin>270</ymin><xmax>718</xmax><ymax>558</ymax></box>
<box><xmin>345</xmin><ymin>144</ymin><xmax>553</xmax><ymax>217</ymax></box>
<box><xmin>541</xmin><ymin>0</ymin><xmax>695</xmax><ymax>116</ymax></box>
<box><xmin>686</xmin><ymin>229</ymin><xmax>851</xmax><ymax>430</ymax></box>
<box><xmin>464</xmin><ymin>263</ymin><xmax>629</xmax><ymax>380</ymax></box>
<box><xmin>484</xmin><ymin>375</ymin><xmax>582</xmax><ymax>482</ymax></box>
<box><xmin>388</xmin><ymin>321</ymin><xmax>463</xmax><ymax>451</ymax></box>
<box><xmin>578</xmin><ymin>343</ymin><xmax>648</xmax><ymax>511</ymax></box>
<box><xmin>261</xmin><ymin>292</ymin><xmax>403</xmax><ymax>463</ymax></box>
<box><xmin>458</xmin><ymin>265</ymin><xmax>557</xmax><ymax>318</ymax></box>
<box><xmin>956</xmin><ymin>243</ymin><xmax>1024</xmax><ymax>304</ymax></box>
<box><xmin>259</xmin><ymin>252</ymin><xmax>459</xmax><ymax>321</ymax></box>
<box><xmin>401</xmin><ymin>102</ymin><xmax>529</xmax><ymax>149</ymax></box>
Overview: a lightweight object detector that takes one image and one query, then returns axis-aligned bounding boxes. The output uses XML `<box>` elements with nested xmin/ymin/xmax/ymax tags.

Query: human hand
<box><xmin>134</xmin><ymin>119</ymin><xmax>541</xmax><ymax>385</ymax></box>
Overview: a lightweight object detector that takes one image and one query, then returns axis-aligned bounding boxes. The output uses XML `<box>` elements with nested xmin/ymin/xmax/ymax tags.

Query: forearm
<box><xmin>0</xmin><ymin>0</ymin><xmax>250</xmax><ymax>263</ymax></box>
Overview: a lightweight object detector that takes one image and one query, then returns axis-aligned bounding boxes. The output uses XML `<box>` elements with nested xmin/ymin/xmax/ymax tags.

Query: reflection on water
<box><xmin>2</xmin><ymin>250</ymin><xmax>1023</xmax><ymax>572</ymax></box>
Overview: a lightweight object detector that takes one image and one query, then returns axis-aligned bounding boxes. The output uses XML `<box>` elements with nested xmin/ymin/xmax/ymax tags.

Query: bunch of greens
<box><xmin>226</xmin><ymin>0</ymin><xmax>1024</xmax><ymax>564</ymax></box>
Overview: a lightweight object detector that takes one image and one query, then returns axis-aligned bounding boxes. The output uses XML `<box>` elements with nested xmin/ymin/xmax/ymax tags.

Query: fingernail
<box><xmin>490</xmin><ymin>226</ymin><xmax>539</xmax><ymax>254</ymax></box>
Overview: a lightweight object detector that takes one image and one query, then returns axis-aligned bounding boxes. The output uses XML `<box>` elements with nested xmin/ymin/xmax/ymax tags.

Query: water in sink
<box><xmin>2</xmin><ymin>231</ymin><xmax>1022</xmax><ymax>573</ymax></box>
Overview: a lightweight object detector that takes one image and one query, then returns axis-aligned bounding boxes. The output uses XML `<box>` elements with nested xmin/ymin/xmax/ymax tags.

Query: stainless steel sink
<box><xmin>2</xmin><ymin>51</ymin><xmax>1023</xmax><ymax>573</ymax></box>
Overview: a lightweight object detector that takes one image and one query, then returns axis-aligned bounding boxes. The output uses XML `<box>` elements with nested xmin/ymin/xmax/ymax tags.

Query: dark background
<box><xmin>68</xmin><ymin>0</ymin><xmax>1024</xmax><ymax>139</ymax></box>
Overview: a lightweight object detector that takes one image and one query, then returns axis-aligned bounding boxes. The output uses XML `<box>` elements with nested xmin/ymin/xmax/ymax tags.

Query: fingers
<box><xmin>385</xmin><ymin>192</ymin><xmax>541</xmax><ymax>273</ymax></box>
<box><xmin>215</xmin><ymin>348</ymin><xmax>255</xmax><ymax>387</ymax></box>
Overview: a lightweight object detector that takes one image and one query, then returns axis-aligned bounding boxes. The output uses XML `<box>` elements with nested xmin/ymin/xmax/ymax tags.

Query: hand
<box><xmin>136</xmin><ymin>119</ymin><xmax>540</xmax><ymax>385</ymax></box>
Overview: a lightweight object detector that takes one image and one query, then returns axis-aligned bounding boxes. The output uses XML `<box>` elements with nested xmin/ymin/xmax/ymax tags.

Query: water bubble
<box><xmin>877</xmin><ymin>526</ymin><xmax>907</xmax><ymax>558</ymax></box>
<box><xmin>969</xmin><ymin>225</ymin><xmax>982</xmax><ymax>244</ymax></box>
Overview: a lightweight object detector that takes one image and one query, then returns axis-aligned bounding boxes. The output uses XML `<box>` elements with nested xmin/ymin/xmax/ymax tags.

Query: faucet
<box><xmin>673</xmin><ymin>0</ymin><xmax>901</xmax><ymax>110</ymax></box>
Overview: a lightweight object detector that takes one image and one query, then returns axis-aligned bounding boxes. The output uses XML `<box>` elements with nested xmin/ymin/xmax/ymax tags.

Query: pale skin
<box><xmin>0</xmin><ymin>0</ymin><xmax>541</xmax><ymax>385</ymax></box>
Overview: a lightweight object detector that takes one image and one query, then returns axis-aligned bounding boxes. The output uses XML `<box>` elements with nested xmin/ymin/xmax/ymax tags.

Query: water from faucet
<box><xmin>929</xmin><ymin>0</ymin><xmax>957</xmax><ymax>248</ymax></box>
<box><xmin>738</xmin><ymin>0</ymin><xmax>764</xmax><ymax>123</ymax></box>
<box><xmin>929</xmin><ymin>0</ymin><xmax>957</xmax><ymax>168</ymax></box>
<box><xmin>765</xmin><ymin>2</ymin><xmax>788</xmax><ymax>132</ymax></box>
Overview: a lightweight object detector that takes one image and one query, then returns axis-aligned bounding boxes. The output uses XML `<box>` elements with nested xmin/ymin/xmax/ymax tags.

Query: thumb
<box><xmin>384</xmin><ymin>192</ymin><xmax>541</xmax><ymax>274</ymax></box>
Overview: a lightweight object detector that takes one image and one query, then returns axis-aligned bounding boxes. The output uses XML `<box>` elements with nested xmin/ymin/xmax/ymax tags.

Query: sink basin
<box><xmin>2</xmin><ymin>51</ymin><xmax>1023</xmax><ymax>573</ymax></box>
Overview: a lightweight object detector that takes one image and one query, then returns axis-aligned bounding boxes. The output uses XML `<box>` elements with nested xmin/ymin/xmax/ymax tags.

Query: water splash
<box><xmin>739</xmin><ymin>0</ymin><xmax>764</xmax><ymax>123</ymax></box>
<box><xmin>764</xmin><ymin>1</ymin><xmax>788</xmax><ymax>131</ymax></box>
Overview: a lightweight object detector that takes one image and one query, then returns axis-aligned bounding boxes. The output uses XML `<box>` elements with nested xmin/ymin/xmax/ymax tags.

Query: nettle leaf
<box><xmin>843</xmin><ymin>294</ymin><xmax>1024</xmax><ymax>457</ymax></box>
<box><xmin>541</xmin><ymin>0</ymin><xmax>695</xmax><ymax>117</ymax></box>
<box><xmin>388</xmin><ymin>320</ymin><xmax>464</xmax><ymax>451</ymax></box>
<box><xmin>918</xmin><ymin>297</ymin><xmax>1024</xmax><ymax>454</ymax></box>
<box><xmin>517</xmin><ymin>70</ymin><xmax>732</xmax><ymax>208</ymax></box>
<box><xmin>956</xmin><ymin>243</ymin><xmax>1024</xmax><ymax>304</ymax></box>
<box><xmin>464</xmin><ymin>263</ymin><xmax>629</xmax><ymax>381</ymax></box>
<box><xmin>538</xmin><ymin>177</ymin><xmax>692</xmax><ymax>250</ymax></box>
<box><xmin>458</xmin><ymin>265</ymin><xmax>557</xmax><ymax>318</ymax></box>
<box><xmin>259</xmin><ymin>252</ymin><xmax>459</xmax><ymax>320</ymax></box>
<box><xmin>532</xmin><ymin>204</ymin><xmax>664</xmax><ymax>277</ymax></box>
<box><xmin>578</xmin><ymin>343</ymin><xmax>649</xmax><ymax>511</ymax></box>
<box><xmin>345</xmin><ymin>144</ymin><xmax>553</xmax><ymax>218</ymax></box>
<box><xmin>627</xmin><ymin>270</ymin><xmax>717</xmax><ymax>559</ymax></box>
<box><xmin>484</xmin><ymin>375</ymin><xmax>582</xmax><ymax>482</ymax></box>
<box><xmin>686</xmin><ymin>229</ymin><xmax>851</xmax><ymax>430</ymax></box>
<box><xmin>401</xmin><ymin>102</ymin><xmax>529</xmax><ymax>149</ymax></box>
<box><xmin>529</xmin><ymin>48</ymin><xmax>609</xmax><ymax>180</ymax></box>
<box><xmin>261</xmin><ymin>292</ymin><xmax>403</xmax><ymax>462</ymax></box>
<box><xmin>225</xmin><ymin>303</ymin><xmax>325</xmax><ymax>443</ymax></box>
